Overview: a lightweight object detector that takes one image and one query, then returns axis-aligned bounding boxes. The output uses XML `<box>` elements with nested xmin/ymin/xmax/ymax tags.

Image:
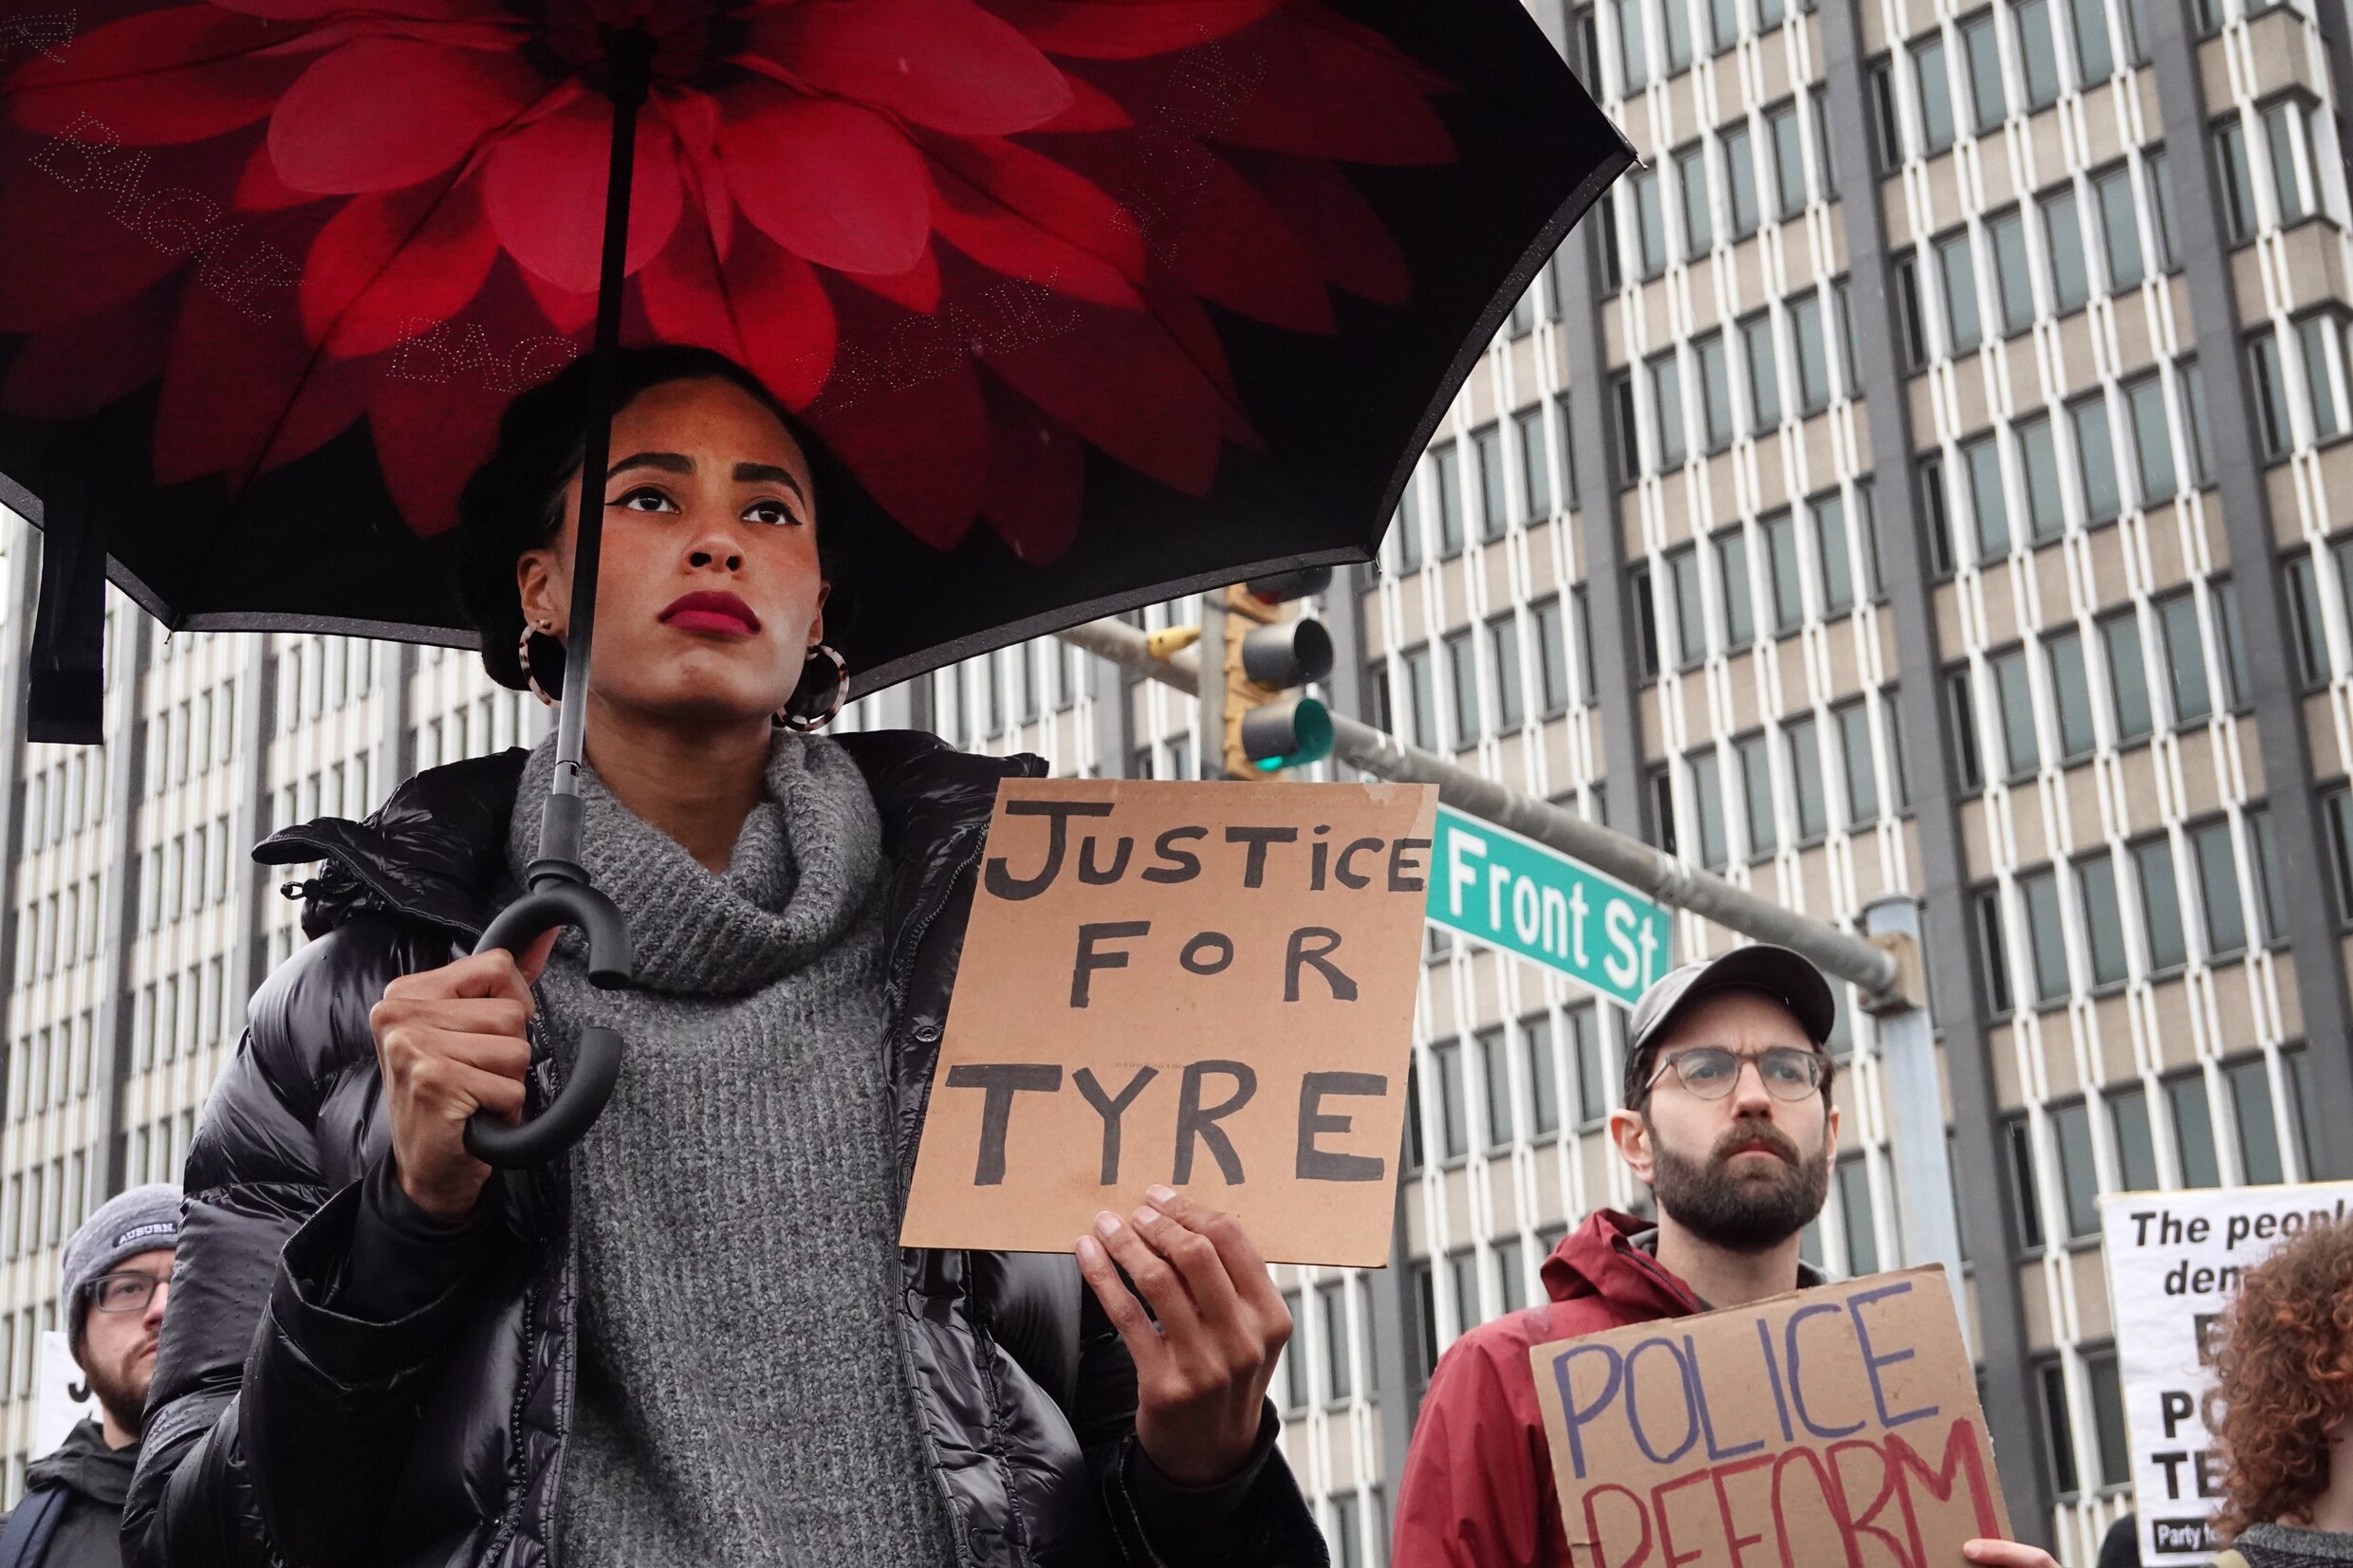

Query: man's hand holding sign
<box><xmin>899</xmin><ymin>778</ymin><xmax>1436</xmax><ymax>1486</ymax></box>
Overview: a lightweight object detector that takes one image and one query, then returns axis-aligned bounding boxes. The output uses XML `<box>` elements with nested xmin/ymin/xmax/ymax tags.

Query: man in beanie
<box><xmin>1392</xmin><ymin>947</ymin><xmax>2058</xmax><ymax>1568</ymax></box>
<box><xmin>0</xmin><ymin>1185</ymin><xmax>178</xmax><ymax>1568</ymax></box>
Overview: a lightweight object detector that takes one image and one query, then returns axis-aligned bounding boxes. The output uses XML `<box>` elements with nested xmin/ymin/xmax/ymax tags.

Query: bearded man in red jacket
<box><xmin>1393</xmin><ymin>945</ymin><xmax>2057</xmax><ymax>1568</ymax></box>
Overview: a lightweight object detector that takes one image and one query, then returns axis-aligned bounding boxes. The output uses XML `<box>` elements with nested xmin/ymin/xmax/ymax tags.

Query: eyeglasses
<box><xmin>1644</xmin><ymin>1045</ymin><xmax>1826</xmax><ymax>1102</ymax></box>
<box><xmin>87</xmin><ymin>1272</ymin><xmax>169</xmax><ymax>1315</ymax></box>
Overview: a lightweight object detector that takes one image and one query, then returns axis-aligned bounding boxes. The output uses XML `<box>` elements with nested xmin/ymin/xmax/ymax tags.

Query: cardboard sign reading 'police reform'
<box><xmin>899</xmin><ymin>779</ymin><xmax>1436</xmax><ymax>1266</ymax></box>
<box><xmin>1532</xmin><ymin>1266</ymin><xmax>2009</xmax><ymax>1568</ymax></box>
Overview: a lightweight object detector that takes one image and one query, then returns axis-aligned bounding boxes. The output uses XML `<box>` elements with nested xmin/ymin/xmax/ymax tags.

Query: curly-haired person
<box><xmin>2209</xmin><ymin>1216</ymin><xmax>2353</xmax><ymax>1567</ymax></box>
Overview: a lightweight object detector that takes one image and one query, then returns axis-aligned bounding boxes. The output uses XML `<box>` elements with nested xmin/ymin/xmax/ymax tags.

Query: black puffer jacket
<box><xmin>122</xmin><ymin>730</ymin><xmax>1324</xmax><ymax>1568</ymax></box>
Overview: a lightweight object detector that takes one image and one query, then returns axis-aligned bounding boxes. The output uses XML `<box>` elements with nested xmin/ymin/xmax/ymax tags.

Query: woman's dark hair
<box><xmin>456</xmin><ymin>343</ymin><xmax>851</xmax><ymax>692</ymax></box>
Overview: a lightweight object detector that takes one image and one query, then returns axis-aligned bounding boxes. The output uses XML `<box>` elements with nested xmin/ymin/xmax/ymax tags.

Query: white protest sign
<box><xmin>2099</xmin><ymin>1182</ymin><xmax>2353</xmax><ymax>1564</ymax></box>
<box><xmin>34</xmin><ymin>1330</ymin><xmax>97</xmax><ymax>1457</ymax></box>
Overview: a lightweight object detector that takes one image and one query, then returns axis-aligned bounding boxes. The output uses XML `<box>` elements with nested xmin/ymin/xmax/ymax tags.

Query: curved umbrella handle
<box><xmin>464</xmin><ymin>881</ymin><xmax>632</xmax><ymax>1169</ymax></box>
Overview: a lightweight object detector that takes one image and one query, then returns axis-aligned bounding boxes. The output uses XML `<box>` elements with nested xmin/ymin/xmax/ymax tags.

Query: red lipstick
<box><xmin>659</xmin><ymin>590</ymin><xmax>761</xmax><ymax>636</ymax></box>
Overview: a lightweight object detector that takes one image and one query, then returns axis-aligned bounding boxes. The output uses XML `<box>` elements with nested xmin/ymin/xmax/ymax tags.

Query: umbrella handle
<box><xmin>464</xmin><ymin>881</ymin><xmax>633</xmax><ymax>1168</ymax></box>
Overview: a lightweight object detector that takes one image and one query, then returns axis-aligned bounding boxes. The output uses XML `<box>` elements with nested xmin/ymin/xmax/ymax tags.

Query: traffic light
<box><xmin>1221</xmin><ymin>568</ymin><xmax>1335</xmax><ymax>777</ymax></box>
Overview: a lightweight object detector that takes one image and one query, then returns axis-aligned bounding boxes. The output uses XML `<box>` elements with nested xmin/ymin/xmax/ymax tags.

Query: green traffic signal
<box><xmin>1240</xmin><ymin>695</ymin><xmax>1333</xmax><ymax>771</ymax></box>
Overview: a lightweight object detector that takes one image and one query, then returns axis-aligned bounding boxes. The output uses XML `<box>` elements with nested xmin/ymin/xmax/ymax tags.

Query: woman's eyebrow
<box><xmin>733</xmin><ymin>461</ymin><xmax>807</xmax><ymax>504</ymax></box>
<box><xmin>605</xmin><ymin>451</ymin><xmax>693</xmax><ymax>479</ymax></box>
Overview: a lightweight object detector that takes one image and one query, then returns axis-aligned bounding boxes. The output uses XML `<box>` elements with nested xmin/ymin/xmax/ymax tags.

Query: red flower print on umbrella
<box><xmin>2</xmin><ymin>0</ymin><xmax>1455</xmax><ymax>561</ymax></box>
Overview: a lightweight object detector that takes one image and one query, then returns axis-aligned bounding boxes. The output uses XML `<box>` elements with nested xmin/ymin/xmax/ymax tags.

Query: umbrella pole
<box><xmin>530</xmin><ymin>27</ymin><xmax>656</xmax><ymax>888</ymax></box>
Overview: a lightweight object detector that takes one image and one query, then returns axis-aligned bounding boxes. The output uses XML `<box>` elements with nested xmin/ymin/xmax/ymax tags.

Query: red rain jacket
<box><xmin>1393</xmin><ymin>1209</ymin><xmax>1707</xmax><ymax>1568</ymax></box>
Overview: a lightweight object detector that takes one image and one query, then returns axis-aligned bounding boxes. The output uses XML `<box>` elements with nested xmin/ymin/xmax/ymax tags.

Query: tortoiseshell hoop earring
<box><xmin>518</xmin><ymin>624</ymin><xmax>560</xmax><ymax>708</ymax></box>
<box><xmin>777</xmin><ymin>643</ymin><xmax>848</xmax><ymax>731</ymax></box>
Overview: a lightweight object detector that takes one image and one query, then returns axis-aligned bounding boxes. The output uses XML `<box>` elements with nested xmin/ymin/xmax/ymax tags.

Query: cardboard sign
<box><xmin>1530</xmin><ymin>1266</ymin><xmax>2009</xmax><ymax>1568</ymax></box>
<box><xmin>899</xmin><ymin>778</ymin><xmax>1437</xmax><ymax>1266</ymax></box>
<box><xmin>2099</xmin><ymin>1183</ymin><xmax>2353</xmax><ymax>1564</ymax></box>
<box><xmin>35</xmin><ymin>1331</ymin><xmax>96</xmax><ymax>1458</ymax></box>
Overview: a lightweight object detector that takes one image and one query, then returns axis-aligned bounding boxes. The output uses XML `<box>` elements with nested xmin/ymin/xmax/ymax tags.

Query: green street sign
<box><xmin>1426</xmin><ymin>804</ymin><xmax>1672</xmax><ymax>1006</ymax></box>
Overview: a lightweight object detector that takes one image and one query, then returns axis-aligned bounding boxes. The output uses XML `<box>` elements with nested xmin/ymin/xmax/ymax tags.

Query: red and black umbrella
<box><xmin>0</xmin><ymin>0</ymin><xmax>1627</xmax><ymax>1159</ymax></box>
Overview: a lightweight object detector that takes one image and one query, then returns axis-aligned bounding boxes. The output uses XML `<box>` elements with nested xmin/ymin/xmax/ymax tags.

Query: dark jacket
<box><xmin>122</xmin><ymin>731</ymin><xmax>1324</xmax><ymax>1568</ymax></box>
<box><xmin>6</xmin><ymin>1420</ymin><xmax>135</xmax><ymax>1568</ymax></box>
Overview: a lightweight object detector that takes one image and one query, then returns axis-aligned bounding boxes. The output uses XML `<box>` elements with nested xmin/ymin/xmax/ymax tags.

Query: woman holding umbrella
<box><xmin>125</xmin><ymin>342</ymin><xmax>1319</xmax><ymax>1568</ymax></box>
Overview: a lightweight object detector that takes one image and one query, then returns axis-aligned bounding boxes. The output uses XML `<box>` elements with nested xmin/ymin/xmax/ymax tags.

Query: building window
<box><xmin>2248</xmin><ymin>806</ymin><xmax>2289</xmax><ymax>945</ymax></box>
<box><xmin>2099</xmin><ymin>609</ymin><xmax>2152</xmax><ymax>743</ymax></box>
<box><xmin>1992</xmin><ymin>647</ymin><xmax>2039</xmax><ymax>780</ymax></box>
<box><xmin>2070</xmin><ymin>394</ymin><xmax>2121</xmax><ymax>524</ymax></box>
<box><xmin>1716</xmin><ymin>527</ymin><xmax>1754</xmax><ymax>650</ymax></box>
<box><xmin>2124</xmin><ymin>374</ymin><xmax>2177</xmax><ymax>503</ymax></box>
<box><xmin>1947</xmin><ymin>667</ymin><xmax>1984</xmax><ymax>791</ymax></box>
<box><xmin>2066</xmin><ymin>0</ymin><xmax>2110</xmax><ymax>83</ymax></box>
<box><xmin>2052</xmin><ymin>1099</ymin><xmax>2101</xmax><ymax>1239</ymax></box>
<box><xmin>2087</xmin><ymin>170</ymin><xmax>2141</xmax><ymax>298</ymax></box>
<box><xmin>1965</xmin><ymin>434</ymin><xmax>2009</xmax><ymax>561</ymax></box>
<box><xmin>1631</xmin><ymin>562</ymin><xmax>1661</xmax><ymax>680</ymax></box>
<box><xmin>1936</xmin><ymin>231</ymin><xmax>1980</xmax><ymax>354</ymax></box>
<box><xmin>1280</xmin><ymin>1292</ymin><xmax>1309</xmax><ymax>1411</ymax></box>
<box><xmin>1524</xmin><ymin>1013</ymin><xmax>1561</xmax><ymax>1139</ymax></box>
<box><xmin>2214</xmin><ymin>579</ymin><xmax>2251</xmax><ymax>710</ymax></box>
<box><xmin>2298</xmin><ymin>315</ymin><xmax>2346</xmax><ymax>442</ymax></box>
<box><xmin>2228</xmin><ymin>1057</ymin><xmax>2286</xmax><ymax>1185</ymax></box>
<box><xmin>2250</xmin><ymin>329</ymin><xmax>2294</xmax><ymax>460</ymax></box>
<box><xmin>1473</xmin><ymin>424</ymin><xmax>1508</xmax><ymax>543</ymax></box>
<box><xmin>2048</xmin><ymin>629</ymin><xmax>2096</xmax><ymax>760</ymax></box>
<box><xmin>1769</xmin><ymin>100</ymin><xmax>1806</xmax><ymax>216</ymax></box>
<box><xmin>2191</xmin><ymin>819</ymin><xmax>2246</xmax><ymax>960</ymax></box>
<box><xmin>2263</xmin><ymin>99</ymin><xmax>2315</xmax><ymax>226</ymax></box>
<box><xmin>1632</xmin><ymin>167</ymin><xmax>1667</xmax><ymax>278</ymax></box>
<box><xmin>2156</xmin><ymin>592</ymin><xmax>2211</xmax><ymax>725</ymax></box>
<box><xmin>1894</xmin><ymin>251</ymin><xmax>1929</xmax><ymax>369</ymax></box>
<box><xmin>2169</xmin><ymin>1073</ymin><xmax>2222</xmax><ymax>1188</ymax></box>
<box><xmin>1975</xmin><ymin>885</ymin><xmax>2013</xmax><ymax>1017</ymax></box>
<box><xmin>2041</xmin><ymin>186</ymin><xmax>2089</xmax><ymax>314</ymax></box>
<box><xmin>1741</xmin><ymin>312</ymin><xmax>1781</xmax><ymax>431</ymax></box>
<box><xmin>1755</xmin><ymin>509</ymin><xmax>1802</xmax><ymax>633</ymax></box>
<box><xmin>1678</xmin><ymin>143</ymin><xmax>1713</xmax><ymax>256</ymax></box>
<box><xmin>1812</xmin><ymin>490</ymin><xmax>1854</xmax><ymax>615</ymax></box>
<box><xmin>1320</xmin><ymin>1280</ymin><xmax>1353</xmax><ymax>1402</ymax></box>
<box><xmin>1837</xmin><ymin>701</ymin><xmax>1879</xmax><ymax>825</ymax></box>
<box><xmin>1570</xmin><ymin>1005</ymin><xmax>1608</xmax><ymax>1125</ymax></box>
<box><xmin>1433</xmin><ymin>443</ymin><xmax>1465</xmax><ymax>556</ymax></box>
<box><xmin>2016</xmin><ymin>0</ymin><xmax>2060</xmax><ymax>108</ymax></box>
<box><xmin>2135</xmin><ymin>837</ymin><xmax>2188</xmax><ymax>973</ymax></box>
<box><xmin>1791</xmin><ymin>291</ymin><xmax>1831</xmax><ymax>413</ymax></box>
<box><xmin>1837</xmin><ymin>1155</ymin><xmax>1880</xmax><ymax>1274</ymax></box>
<box><xmin>1989</xmin><ymin>208</ymin><xmax>2033</xmax><ymax>335</ymax></box>
<box><xmin>1390</xmin><ymin>485</ymin><xmax>1423</xmax><ymax>574</ymax></box>
<box><xmin>1651</xmin><ymin>353</ymin><xmax>1688</xmax><ymax>470</ymax></box>
<box><xmin>1689</xmin><ymin>747</ymin><xmax>1729</xmax><ymax>869</ymax></box>
<box><xmin>1724</xmin><ymin>120</ymin><xmax>1760</xmax><ymax>238</ymax></box>
<box><xmin>1443</xmin><ymin>629</ymin><xmax>1479</xmax><ymax>747</ymax></box>
<box><xmin>2077</xmin><ymin>852</ymin><xmax>2129</xmax><ymax>987</ymax></box>
<box><xmin>2084</xmin><ymin>1348</ymin><xmax>2132</xmax><ymax>1489</ymax></box>
<box><xmin>1913</xmin><ymin>34</ymin><xmax>1955</xmax><ymax>156</ymax></box>
<box><xmin>1667</xmin><ymin>545</ymin><xmax>1705</xmax><ymax>667</ymax></box>
<box><xmin>1431</xmin><ymin>1038</ymin><xmax>1468</xmax><ymax>1163</ymax></box>
<box><xmin>2040</xmin><ymin>1359</ymin><xmax>2082</xmax><ymax>1500</ymax></box>
<box><xmin>1609</xmin><ymin>372</ymin><xmax>1641</xmax><ymax>485</ymax></box>
<box><xmin>2110</xmin><ymin>1088</ymin><xmax>2159</xmax><ymax>1192</ymax></box>
<box><xmin>1961</xmin><ymin>12</ymin><xmax>2004</xmax><ymax>132</ymax></box>
<box><xmin>1516</xmin><ymin>407</ymin><xmax>1553</xmax><ymax>520</ymax></box>
<box><xmin>1478</xmin><ymin>1026</ymin><xmax>1512</xmax><ymax>1152</ymax></box>
<box><xmin>2022</xmin><ymin>868</ymin><xmax>2069</xmax><ymax>1004</ymax></box>
<box><xmin>1400</xmin><ymin>646</ymin><xmax>1436</xmax><ymax>751</ymax></box>
<box><xmin>1614</xmin><ymin>0</ymin><xmax>1647</xmax><ymax>89</ymax></box>
<box><xmin>1532</xmin><ymin>598</ymin><xmax>1572</xmax><ymax>714</ymax></box>
<box><xmin>1486</xmin><ymin>616</ymin><xmax>1524</xmax><ymax>733</ymax></box>
<box><xmin>2216</xmin><ymin>116</ymin><xmax>2258</xmax><ymax>244</ymax></box>
<box><xmin>1787</xmin><ymin>716</ymin><xmax>1826</xmax><ymax>841</ymax></box>
<box><xmin>1695</xmin><ymin>332</ymin><xmax>1734</xmax><ymax>453</ymax></box>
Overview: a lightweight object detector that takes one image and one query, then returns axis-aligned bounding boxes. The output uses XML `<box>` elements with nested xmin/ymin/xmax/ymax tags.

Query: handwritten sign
<box><xmin>2099</xmin><ymin>1183</ymin><xmax>2353</xmax><ymax>1563</ymax></box>
<box><xmin>1531</xmin><ymin>1266</ymin><xmax>2008</xmax><ymax>1568</ymax></box>
<box><xmin>899</xmin><ymin>778</ymin><xmax>1437</xmax><ymax>1266</ymax></box>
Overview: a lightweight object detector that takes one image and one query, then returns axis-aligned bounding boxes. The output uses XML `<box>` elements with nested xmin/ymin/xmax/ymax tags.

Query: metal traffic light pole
<box><xmin>1060</xmin><ymin>615</ymin><xmax>1970</xmax><ymax>1336</ymax></box>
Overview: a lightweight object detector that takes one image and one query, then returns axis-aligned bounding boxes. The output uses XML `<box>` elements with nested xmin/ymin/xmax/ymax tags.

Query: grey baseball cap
<box><xmin>62</xmin><ymin>1183</ymin><xmax>181</xmax><ymax>1344</ymax></box>
<box><xmin>1621</xmin><ymin>945</ymin><xmax>1836</xmax><ymax>1105</ymax></box>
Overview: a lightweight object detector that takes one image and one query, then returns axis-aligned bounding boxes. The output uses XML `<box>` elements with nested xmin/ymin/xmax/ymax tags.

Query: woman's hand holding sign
<box><xmin>1077</xmin><ymin>1184</ymin><xmax>1292</xmax><ymax>1486</ymax></box>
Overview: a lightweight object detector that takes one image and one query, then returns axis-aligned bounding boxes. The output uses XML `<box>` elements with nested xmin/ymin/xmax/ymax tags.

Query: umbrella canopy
<box><xmin>0</xmin><ymin>0</ymin><xmax>1628</xmax><ymax>744</ymax></box>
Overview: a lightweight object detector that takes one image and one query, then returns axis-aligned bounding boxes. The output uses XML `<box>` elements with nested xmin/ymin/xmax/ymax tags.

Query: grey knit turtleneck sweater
<box><xmin>508</xmin><ymin>731</ymin><xmax>958</xmax><ymax>1568</ymax></box>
